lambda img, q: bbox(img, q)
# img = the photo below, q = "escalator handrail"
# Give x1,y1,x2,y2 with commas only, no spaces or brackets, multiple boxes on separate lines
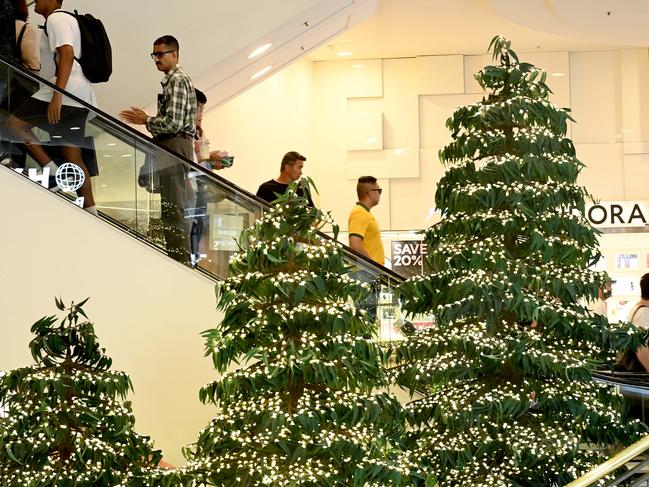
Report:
565,434,649,487
0,57,265,211
1,58,406,285
592,369,649,388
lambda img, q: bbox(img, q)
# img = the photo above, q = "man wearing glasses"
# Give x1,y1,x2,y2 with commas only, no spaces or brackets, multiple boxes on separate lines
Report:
120,35,196,264
348,175,384,265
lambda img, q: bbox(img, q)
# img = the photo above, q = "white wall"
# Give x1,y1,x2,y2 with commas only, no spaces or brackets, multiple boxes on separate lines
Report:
0,168,222,467
202,47,649,233
199,59,315,200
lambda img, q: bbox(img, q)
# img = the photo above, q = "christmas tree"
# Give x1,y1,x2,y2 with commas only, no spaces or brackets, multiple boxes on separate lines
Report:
395,36,647,486
0,298,166,486
181,182,419,486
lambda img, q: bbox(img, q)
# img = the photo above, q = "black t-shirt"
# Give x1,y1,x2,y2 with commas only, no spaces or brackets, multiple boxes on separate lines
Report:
256,179,314,207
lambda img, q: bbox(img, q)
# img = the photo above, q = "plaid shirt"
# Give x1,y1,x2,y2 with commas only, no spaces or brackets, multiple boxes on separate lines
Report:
146,64,196,138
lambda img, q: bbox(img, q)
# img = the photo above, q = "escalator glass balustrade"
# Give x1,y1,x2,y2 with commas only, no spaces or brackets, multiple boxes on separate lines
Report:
0,59,407,337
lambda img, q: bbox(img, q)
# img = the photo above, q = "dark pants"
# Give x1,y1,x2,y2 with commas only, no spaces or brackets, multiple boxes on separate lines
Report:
157,136,193,264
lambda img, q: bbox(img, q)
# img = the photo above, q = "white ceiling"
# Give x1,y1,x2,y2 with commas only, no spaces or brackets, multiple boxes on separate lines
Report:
41,0,375,116
32,0,649,117
309,0,647,61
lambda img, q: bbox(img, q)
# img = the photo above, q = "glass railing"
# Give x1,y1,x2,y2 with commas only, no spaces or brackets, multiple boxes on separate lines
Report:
0,58,406,329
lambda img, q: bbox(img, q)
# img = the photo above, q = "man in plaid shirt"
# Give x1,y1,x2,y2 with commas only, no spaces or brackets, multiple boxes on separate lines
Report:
121,35,196,264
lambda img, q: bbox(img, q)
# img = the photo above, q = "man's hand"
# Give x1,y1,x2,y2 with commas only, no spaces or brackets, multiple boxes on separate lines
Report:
119,107,148,125
208,150,228,170
48,92,62,124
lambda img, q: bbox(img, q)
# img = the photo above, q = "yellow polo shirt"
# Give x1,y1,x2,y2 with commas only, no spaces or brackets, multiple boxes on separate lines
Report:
348,203,384,264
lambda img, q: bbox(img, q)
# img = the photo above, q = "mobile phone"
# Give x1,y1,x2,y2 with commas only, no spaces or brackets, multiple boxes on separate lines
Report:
219,155,234,167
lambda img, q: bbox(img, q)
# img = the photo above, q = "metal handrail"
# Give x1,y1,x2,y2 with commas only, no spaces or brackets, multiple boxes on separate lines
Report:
566,435,649,487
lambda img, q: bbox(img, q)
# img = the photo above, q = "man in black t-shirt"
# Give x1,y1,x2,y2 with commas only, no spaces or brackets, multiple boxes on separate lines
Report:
256,151,313,206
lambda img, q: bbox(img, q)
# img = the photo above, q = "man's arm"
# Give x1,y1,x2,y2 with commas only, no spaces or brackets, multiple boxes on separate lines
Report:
349,235,370,259
146,78,191,134
48,44,74,124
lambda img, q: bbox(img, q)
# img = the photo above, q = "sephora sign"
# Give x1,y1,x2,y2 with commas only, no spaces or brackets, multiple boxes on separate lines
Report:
585,201,649,228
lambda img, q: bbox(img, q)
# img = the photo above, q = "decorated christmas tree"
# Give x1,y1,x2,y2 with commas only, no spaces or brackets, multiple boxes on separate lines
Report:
395,36,647,486
181,183,419,486
0,298,166,486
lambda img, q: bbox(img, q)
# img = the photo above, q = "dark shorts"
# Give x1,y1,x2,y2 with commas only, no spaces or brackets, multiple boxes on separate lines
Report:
11,97,88,146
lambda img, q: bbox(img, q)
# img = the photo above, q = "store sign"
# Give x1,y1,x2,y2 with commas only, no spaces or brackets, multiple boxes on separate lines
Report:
585,201,649,228
15,165,85,208
391,240,427,277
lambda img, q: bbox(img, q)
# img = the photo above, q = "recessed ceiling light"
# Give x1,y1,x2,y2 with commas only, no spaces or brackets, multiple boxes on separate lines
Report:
552,72,565,77
248,43,272,59
251,65,273,80
107,142,117,146
337,51,352,57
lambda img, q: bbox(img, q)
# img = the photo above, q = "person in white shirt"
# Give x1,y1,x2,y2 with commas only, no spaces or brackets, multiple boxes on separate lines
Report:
586,280,612,317
627,273,649,371
7,0,97,214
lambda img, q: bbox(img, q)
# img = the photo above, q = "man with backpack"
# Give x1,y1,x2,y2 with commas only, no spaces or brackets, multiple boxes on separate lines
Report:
7,0,98,215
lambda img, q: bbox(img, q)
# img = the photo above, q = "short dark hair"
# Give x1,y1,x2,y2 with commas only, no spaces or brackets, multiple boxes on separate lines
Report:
641,273,649,299
13,0,28,21
280,151,306,171
195,89,207,105
153,35,179,52
357,176,377,199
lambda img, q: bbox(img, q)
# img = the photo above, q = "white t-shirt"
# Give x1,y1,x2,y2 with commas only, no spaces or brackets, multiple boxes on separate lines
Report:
32,9,96,108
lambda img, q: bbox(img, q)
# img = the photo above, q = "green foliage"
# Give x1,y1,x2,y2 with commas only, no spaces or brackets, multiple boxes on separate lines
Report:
395,35,648,486
181,181,422,485
0,299,166,486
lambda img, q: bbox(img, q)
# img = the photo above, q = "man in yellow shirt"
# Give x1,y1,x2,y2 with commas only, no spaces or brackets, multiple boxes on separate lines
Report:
348,176,384,265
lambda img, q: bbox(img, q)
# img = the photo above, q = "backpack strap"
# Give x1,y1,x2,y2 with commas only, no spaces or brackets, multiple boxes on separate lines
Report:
41,11,81,67
14,22,28,62
631,304,647,322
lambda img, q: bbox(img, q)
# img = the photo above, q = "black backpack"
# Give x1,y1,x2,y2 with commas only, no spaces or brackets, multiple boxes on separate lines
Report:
45,10,112,83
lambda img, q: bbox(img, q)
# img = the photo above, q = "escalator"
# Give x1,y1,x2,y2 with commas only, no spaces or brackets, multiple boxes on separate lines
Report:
0,57,405,293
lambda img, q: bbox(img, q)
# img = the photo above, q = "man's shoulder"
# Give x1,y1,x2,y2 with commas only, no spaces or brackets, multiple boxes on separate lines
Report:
349,204,369,216
169,66,193,85
258,179,277,189
47,10,77,30
256,179,276,195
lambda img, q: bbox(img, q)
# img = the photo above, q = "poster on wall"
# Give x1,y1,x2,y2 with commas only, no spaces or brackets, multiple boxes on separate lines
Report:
616,253,639,270
391,240,427,277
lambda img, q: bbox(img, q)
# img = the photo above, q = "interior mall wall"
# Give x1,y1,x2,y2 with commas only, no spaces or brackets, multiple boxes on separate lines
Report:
201,48,649,233
0,169,221,467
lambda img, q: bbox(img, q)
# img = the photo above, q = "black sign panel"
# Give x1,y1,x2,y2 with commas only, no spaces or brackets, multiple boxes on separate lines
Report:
391,240,427,277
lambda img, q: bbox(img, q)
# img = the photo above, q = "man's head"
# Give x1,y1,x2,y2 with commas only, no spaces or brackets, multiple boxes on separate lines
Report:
641,273,649,299
279,151,306,183
195,89,207,131
356,176,382,208
34,0,62,17
151,35,180,74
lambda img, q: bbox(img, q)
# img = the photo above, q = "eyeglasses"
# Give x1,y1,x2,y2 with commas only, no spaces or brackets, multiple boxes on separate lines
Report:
150,50,175,60
369,188,383,194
